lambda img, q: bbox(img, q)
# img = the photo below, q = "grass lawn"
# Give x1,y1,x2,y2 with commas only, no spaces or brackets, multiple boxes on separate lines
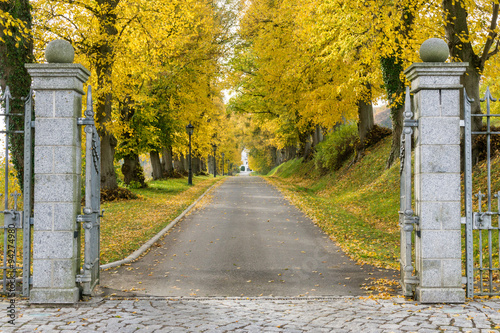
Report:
100,175,225,264
0,174,225,293
265,137,401,270
265,135,500,293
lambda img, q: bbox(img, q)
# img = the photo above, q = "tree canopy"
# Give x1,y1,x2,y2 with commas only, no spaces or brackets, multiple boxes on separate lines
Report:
2,0,500,177
228,0,500,172
28,0,239,186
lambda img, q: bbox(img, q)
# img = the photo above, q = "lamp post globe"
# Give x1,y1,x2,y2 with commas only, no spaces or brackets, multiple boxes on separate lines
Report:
186,122,194,185
186,122,194,136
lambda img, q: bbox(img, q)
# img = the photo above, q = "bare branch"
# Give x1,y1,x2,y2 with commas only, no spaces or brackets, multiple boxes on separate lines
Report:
481,2,500,67
117,14,140,41
487,39,500,60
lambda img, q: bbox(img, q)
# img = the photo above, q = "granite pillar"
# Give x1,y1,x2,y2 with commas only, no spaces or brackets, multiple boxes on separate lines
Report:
25,61,90,303
405,62,467,303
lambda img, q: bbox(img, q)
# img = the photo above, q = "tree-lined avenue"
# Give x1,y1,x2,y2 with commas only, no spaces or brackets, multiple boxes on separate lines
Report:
101,174,395,297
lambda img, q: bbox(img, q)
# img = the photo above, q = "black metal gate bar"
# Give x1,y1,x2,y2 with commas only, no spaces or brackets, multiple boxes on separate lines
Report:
464,87,500,297
0,86,33,297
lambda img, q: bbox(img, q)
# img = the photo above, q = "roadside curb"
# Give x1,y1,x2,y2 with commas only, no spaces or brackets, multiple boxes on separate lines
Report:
100,179,223,270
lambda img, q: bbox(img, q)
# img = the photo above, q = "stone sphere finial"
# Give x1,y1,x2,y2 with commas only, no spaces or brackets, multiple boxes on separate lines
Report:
419,38,449,62
45,39,75,63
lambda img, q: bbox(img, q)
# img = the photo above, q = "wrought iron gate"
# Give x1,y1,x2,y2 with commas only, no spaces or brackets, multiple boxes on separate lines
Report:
0,87,33,297
76,86,101,296
463,87,500,297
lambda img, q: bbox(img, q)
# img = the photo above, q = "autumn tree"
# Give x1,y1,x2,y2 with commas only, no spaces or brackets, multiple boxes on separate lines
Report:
230,0,384,168
443,1,500,132
0,0,34,188
230,0,322,161
379,3,416,168
32,0,236,186
32,0,126,189
379,1,500,166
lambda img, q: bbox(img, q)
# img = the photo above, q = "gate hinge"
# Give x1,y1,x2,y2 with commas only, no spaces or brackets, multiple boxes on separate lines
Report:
405,216,419,224
404,119,418,127
76,214,92,223
77,118,94,126
31,121,35,128
403,276,419,286
76,274,91,283
29,217,34,225
76,214,95,230
399,211,420,225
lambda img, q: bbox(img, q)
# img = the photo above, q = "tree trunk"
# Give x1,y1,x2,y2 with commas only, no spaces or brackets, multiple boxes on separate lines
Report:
207,154,213,174
302,134,312,159
122,154,146,187
0,0,34,191
96,96,119,191
180,154,187,173
200,157,206,173
462,68,482,165
93,1,120,190
443,0,498,164
386,104,404,168
285,146,296,160
270,146,278,166
100,133,118,189
276,149,284,165
213,155,218,175
312,125,323,147
174,154,186,173
183,153,189,171
357,93,374,150
161,146,173,176
150,151,163,180
192,156,200,175
381,55,405,169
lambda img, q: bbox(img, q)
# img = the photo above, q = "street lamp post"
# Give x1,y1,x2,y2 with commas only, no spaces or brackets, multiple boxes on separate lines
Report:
186,122,194,185
221,153,225,176
212,144,217,178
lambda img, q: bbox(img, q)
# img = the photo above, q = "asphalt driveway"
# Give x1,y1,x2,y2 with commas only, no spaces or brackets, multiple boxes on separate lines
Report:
100,175,397,297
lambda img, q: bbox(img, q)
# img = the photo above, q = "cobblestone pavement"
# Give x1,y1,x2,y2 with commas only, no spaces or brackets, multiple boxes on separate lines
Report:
2,296,500,332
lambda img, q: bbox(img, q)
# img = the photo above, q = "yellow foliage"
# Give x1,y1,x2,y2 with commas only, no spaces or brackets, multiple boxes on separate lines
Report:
31,0,240,168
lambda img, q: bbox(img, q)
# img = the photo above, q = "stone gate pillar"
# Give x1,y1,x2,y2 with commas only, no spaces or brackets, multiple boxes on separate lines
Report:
404,39,467,303
26,40,90,303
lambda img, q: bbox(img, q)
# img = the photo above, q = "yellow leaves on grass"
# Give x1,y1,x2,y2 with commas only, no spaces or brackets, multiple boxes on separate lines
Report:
358,278,401,300
264,139,400,270
99,176,222,264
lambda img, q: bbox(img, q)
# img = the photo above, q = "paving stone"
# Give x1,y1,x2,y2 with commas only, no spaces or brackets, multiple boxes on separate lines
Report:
3,297,500,332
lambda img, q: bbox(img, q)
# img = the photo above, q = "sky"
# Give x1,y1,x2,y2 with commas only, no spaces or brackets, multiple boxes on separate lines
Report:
241,149,248,166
